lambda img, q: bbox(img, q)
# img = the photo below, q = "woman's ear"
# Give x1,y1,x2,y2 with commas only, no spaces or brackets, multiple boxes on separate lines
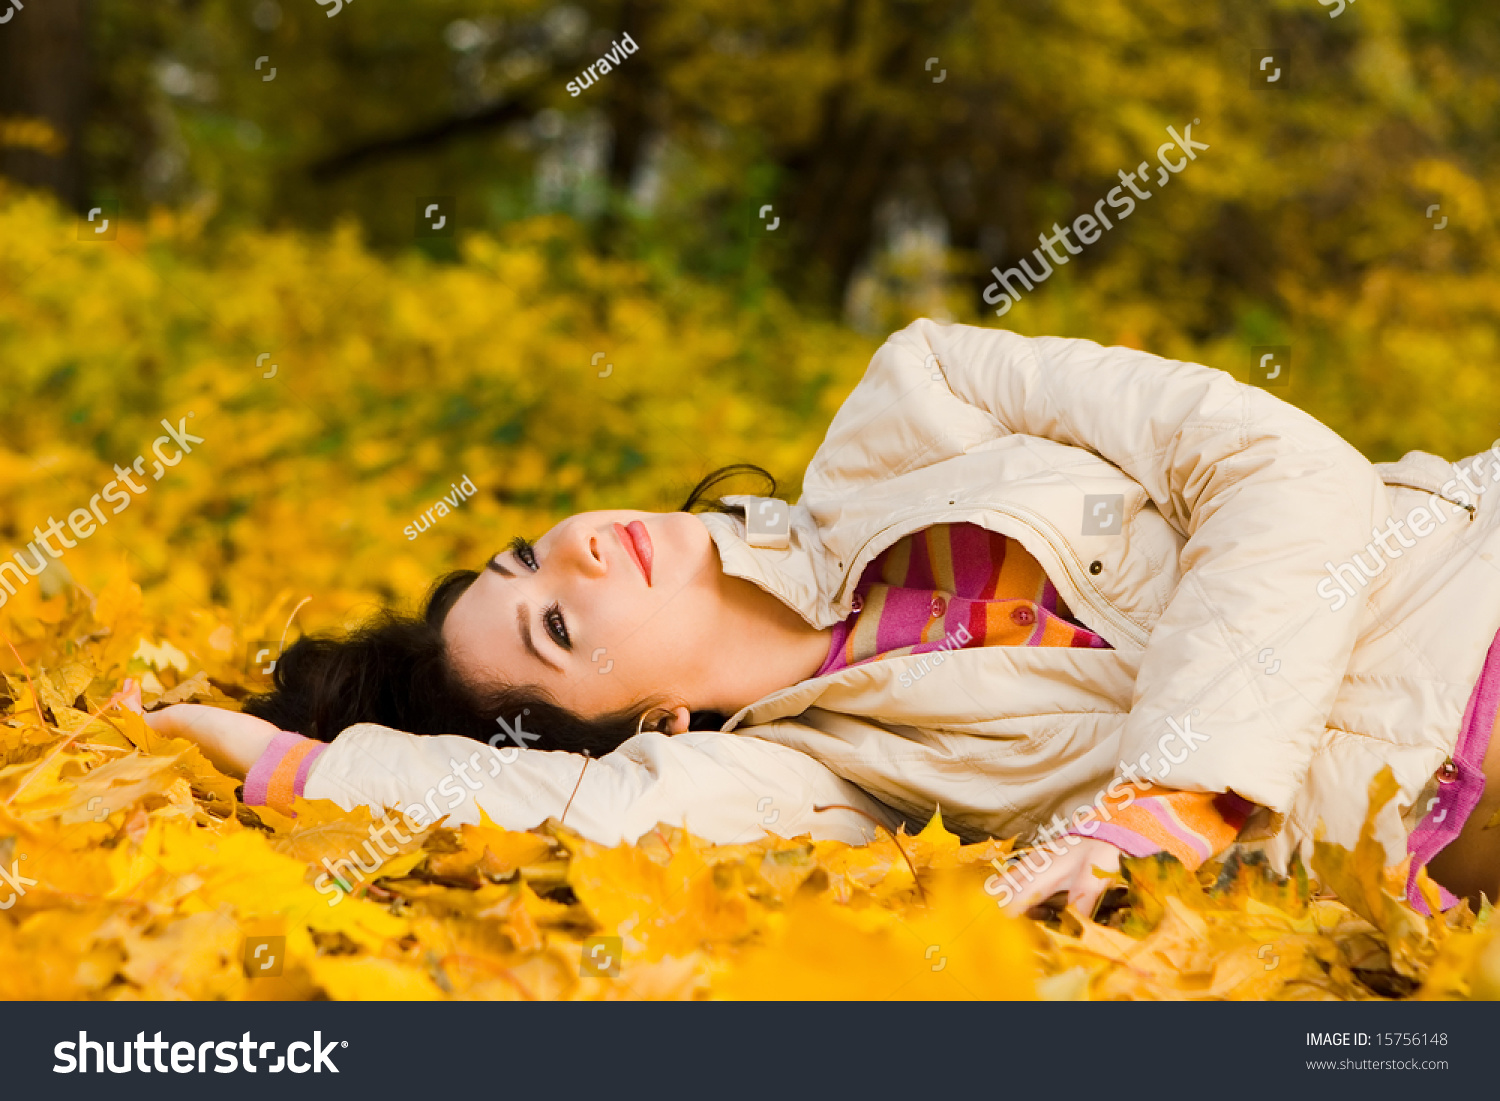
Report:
664,704,693,734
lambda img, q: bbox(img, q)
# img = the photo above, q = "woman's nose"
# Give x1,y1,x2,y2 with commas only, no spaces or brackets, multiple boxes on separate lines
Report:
566,525,607,578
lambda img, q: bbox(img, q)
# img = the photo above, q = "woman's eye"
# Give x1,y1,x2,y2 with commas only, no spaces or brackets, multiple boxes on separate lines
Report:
544,604,570,649
511,538,539,571
510,538,567,649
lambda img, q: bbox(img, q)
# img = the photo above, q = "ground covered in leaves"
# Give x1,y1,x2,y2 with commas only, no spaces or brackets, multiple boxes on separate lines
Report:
5,186,1500,1000
3,579,1500,1001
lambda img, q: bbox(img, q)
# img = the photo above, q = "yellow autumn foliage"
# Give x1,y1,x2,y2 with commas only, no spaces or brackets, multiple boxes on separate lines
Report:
2,180,1499,999
0,578,1496,1001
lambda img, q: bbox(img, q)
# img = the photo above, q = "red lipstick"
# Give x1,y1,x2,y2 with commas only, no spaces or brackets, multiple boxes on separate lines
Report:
615,521,653,585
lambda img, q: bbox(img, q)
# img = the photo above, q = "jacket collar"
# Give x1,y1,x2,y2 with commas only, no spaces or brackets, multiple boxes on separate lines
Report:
692,500,855,729
691,485,1150,732
694,497,836,629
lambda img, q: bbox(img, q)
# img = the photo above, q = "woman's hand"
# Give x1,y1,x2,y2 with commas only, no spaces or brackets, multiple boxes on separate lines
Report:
120,680,283,778
997,836,1123,920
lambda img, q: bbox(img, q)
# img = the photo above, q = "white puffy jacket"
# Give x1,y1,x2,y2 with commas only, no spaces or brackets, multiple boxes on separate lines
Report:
306,319,1500,873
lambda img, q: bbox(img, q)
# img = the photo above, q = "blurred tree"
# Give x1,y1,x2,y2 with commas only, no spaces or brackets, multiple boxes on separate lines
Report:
52,0,1489,323
2,0,1496,461
0,0,91,209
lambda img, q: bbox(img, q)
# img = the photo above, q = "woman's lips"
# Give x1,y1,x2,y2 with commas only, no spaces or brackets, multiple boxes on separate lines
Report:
616,521,653,585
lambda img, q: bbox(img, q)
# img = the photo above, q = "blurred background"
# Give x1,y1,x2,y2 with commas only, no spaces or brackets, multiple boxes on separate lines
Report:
0,0,1497,690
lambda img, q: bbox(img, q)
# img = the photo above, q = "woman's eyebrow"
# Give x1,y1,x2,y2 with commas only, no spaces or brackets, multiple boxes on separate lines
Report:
486,556,514,578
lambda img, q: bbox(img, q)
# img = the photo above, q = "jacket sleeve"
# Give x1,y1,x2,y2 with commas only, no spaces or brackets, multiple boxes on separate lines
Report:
301,722,896,847
889,319,1393,813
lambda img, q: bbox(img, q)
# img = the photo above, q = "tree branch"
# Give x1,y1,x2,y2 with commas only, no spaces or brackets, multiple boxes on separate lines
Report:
304,80,552,182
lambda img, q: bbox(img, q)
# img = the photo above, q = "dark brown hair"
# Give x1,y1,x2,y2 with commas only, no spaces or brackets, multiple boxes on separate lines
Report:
241,464,778,756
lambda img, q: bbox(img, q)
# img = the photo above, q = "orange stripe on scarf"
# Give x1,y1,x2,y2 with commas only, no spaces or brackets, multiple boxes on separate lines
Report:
265,739,318,815
1096,783,1241,869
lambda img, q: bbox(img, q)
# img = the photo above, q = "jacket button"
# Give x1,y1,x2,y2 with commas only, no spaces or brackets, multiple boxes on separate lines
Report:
1089,560,1103,575
850,593,863,614
1438,758,1459,783
930,595,947,617
1011,605,1035,626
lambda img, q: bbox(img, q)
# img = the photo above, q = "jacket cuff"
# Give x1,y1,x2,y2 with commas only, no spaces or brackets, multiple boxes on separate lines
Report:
1063,789,1253,871
243,730,328,817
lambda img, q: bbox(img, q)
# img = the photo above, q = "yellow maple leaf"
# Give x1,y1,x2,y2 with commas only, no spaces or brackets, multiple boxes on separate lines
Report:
1311,766,1437,979
717,870,1041,1000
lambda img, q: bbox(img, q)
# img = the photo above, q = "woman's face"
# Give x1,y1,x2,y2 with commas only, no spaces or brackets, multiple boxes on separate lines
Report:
442,509,724,721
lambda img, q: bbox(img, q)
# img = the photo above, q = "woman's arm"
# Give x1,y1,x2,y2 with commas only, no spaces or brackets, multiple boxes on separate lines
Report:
138,700,281,777
302,721,900,846
125,687,319,815
126,686,899,845
880,320,1393,813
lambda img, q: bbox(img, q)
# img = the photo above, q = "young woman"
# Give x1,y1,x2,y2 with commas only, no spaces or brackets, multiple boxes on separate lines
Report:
142,318,1500,919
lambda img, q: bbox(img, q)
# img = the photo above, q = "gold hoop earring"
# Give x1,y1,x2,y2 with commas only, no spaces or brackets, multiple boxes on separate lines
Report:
635,706,675,738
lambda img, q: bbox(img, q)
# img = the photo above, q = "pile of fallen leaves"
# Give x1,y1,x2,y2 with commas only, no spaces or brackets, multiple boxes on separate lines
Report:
3,578,1499,1000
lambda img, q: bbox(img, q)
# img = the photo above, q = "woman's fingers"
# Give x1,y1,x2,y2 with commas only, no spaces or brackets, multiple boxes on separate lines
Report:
998,838,1124,919
113,677,145,715
1067,849,1123,919
998,841,1075,916
1067,873,1110,920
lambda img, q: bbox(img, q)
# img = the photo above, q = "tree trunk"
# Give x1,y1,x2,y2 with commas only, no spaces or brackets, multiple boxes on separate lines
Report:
0,0,90,210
